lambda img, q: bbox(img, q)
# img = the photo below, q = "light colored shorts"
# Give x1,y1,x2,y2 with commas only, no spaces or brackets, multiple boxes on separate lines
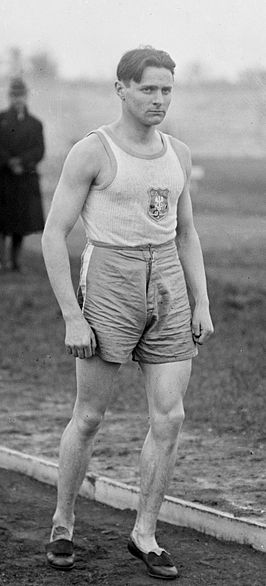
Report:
77,239,197,364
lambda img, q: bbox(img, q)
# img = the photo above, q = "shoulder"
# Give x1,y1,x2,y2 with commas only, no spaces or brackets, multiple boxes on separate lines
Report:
0,110,10,130
164,133,192,177
62,132,104,181
27,114,43,129
165,133,191,161
0,109,8,120
68,132,105,163
68,131,110,167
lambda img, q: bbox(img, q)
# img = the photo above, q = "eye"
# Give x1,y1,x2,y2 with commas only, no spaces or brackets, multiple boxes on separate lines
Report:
142,87,152,93
162,88,172,95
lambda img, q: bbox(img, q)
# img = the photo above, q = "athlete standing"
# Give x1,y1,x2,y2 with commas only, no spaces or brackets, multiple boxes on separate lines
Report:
42,47,214,579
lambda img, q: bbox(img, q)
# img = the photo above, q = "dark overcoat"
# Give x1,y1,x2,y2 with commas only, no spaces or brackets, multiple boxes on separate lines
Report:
0,106,45,235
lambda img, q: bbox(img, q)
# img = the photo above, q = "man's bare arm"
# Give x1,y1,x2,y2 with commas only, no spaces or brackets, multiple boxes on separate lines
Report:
42,135,101,358
176,145,214,345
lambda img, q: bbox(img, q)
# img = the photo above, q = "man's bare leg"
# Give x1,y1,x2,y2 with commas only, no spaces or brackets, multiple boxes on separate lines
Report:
51,355,120,536
131,360,192,553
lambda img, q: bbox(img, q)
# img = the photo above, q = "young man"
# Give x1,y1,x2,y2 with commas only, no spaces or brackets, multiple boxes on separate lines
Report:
42,47,214,580
0,78,45,272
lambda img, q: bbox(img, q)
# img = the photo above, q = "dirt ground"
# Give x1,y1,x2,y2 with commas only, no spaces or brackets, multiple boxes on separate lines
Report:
0,223,266,523
1,179,266,529
0,468,265,586
1,375,266,523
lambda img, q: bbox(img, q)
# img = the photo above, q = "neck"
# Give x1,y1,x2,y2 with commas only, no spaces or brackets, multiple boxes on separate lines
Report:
112,113,157,145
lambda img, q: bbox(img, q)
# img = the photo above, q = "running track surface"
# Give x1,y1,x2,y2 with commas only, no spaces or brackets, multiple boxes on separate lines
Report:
0,468,265,586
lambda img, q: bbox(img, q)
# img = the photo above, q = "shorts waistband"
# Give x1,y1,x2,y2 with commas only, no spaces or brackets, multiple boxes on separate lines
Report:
89,239,175,251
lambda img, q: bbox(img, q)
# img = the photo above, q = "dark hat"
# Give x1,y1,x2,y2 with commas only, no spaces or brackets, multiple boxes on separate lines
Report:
9,77,28,96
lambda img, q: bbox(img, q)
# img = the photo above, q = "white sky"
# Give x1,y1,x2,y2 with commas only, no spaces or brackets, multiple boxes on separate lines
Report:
1,0,266,80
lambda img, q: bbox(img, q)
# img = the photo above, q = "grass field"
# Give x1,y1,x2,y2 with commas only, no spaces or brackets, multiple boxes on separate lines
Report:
1,217,264,438
1,154,265,516
0,80,265,515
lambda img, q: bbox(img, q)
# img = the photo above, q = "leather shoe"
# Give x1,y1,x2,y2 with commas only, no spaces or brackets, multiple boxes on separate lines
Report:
45,526,75,570
128,537,178,579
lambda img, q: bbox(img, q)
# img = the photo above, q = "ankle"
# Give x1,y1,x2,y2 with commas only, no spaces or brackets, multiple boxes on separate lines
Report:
131,530,160,554
131,526,155,541
52,512,75,536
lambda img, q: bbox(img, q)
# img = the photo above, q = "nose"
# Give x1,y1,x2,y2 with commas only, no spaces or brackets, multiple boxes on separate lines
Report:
152,90,163,105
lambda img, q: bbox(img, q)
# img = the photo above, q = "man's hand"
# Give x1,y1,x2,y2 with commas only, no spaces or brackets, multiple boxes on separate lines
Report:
8,157,23,175
65,315,97,359
192,301,214,345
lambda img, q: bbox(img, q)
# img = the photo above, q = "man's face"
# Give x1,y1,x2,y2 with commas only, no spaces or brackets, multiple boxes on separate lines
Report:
9,94,27,111
121,66,174,127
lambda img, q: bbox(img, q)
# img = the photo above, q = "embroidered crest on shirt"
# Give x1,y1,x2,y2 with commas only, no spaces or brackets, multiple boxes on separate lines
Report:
148,187,169,221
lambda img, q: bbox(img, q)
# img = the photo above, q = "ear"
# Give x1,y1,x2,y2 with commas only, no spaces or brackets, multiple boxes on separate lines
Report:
115,80,126,101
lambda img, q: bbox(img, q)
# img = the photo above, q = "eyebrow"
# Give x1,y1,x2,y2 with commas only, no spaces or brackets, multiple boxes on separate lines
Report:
140,85,173,90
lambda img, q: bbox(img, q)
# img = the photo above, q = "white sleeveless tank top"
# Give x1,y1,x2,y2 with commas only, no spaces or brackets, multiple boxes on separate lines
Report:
81,126,185,247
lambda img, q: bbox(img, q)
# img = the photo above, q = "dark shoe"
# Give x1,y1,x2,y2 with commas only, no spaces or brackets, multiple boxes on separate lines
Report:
45,526,75,570
128,537,178,580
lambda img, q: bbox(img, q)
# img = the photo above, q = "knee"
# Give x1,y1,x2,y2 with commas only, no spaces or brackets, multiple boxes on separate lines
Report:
151,406,185,445
72,408,103,438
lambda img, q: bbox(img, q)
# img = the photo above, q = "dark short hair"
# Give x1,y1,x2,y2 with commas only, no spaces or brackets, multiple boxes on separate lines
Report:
117,47,176,84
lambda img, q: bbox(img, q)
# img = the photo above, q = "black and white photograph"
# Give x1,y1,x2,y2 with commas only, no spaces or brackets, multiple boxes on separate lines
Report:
0,1,265,584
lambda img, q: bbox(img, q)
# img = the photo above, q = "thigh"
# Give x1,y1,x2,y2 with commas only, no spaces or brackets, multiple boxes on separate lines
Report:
78,245,147,363
141,360,192,416
134,244,197,364
74,355,120,416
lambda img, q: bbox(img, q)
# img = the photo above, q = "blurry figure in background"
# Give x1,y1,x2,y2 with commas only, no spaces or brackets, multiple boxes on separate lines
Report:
0,77,45,272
